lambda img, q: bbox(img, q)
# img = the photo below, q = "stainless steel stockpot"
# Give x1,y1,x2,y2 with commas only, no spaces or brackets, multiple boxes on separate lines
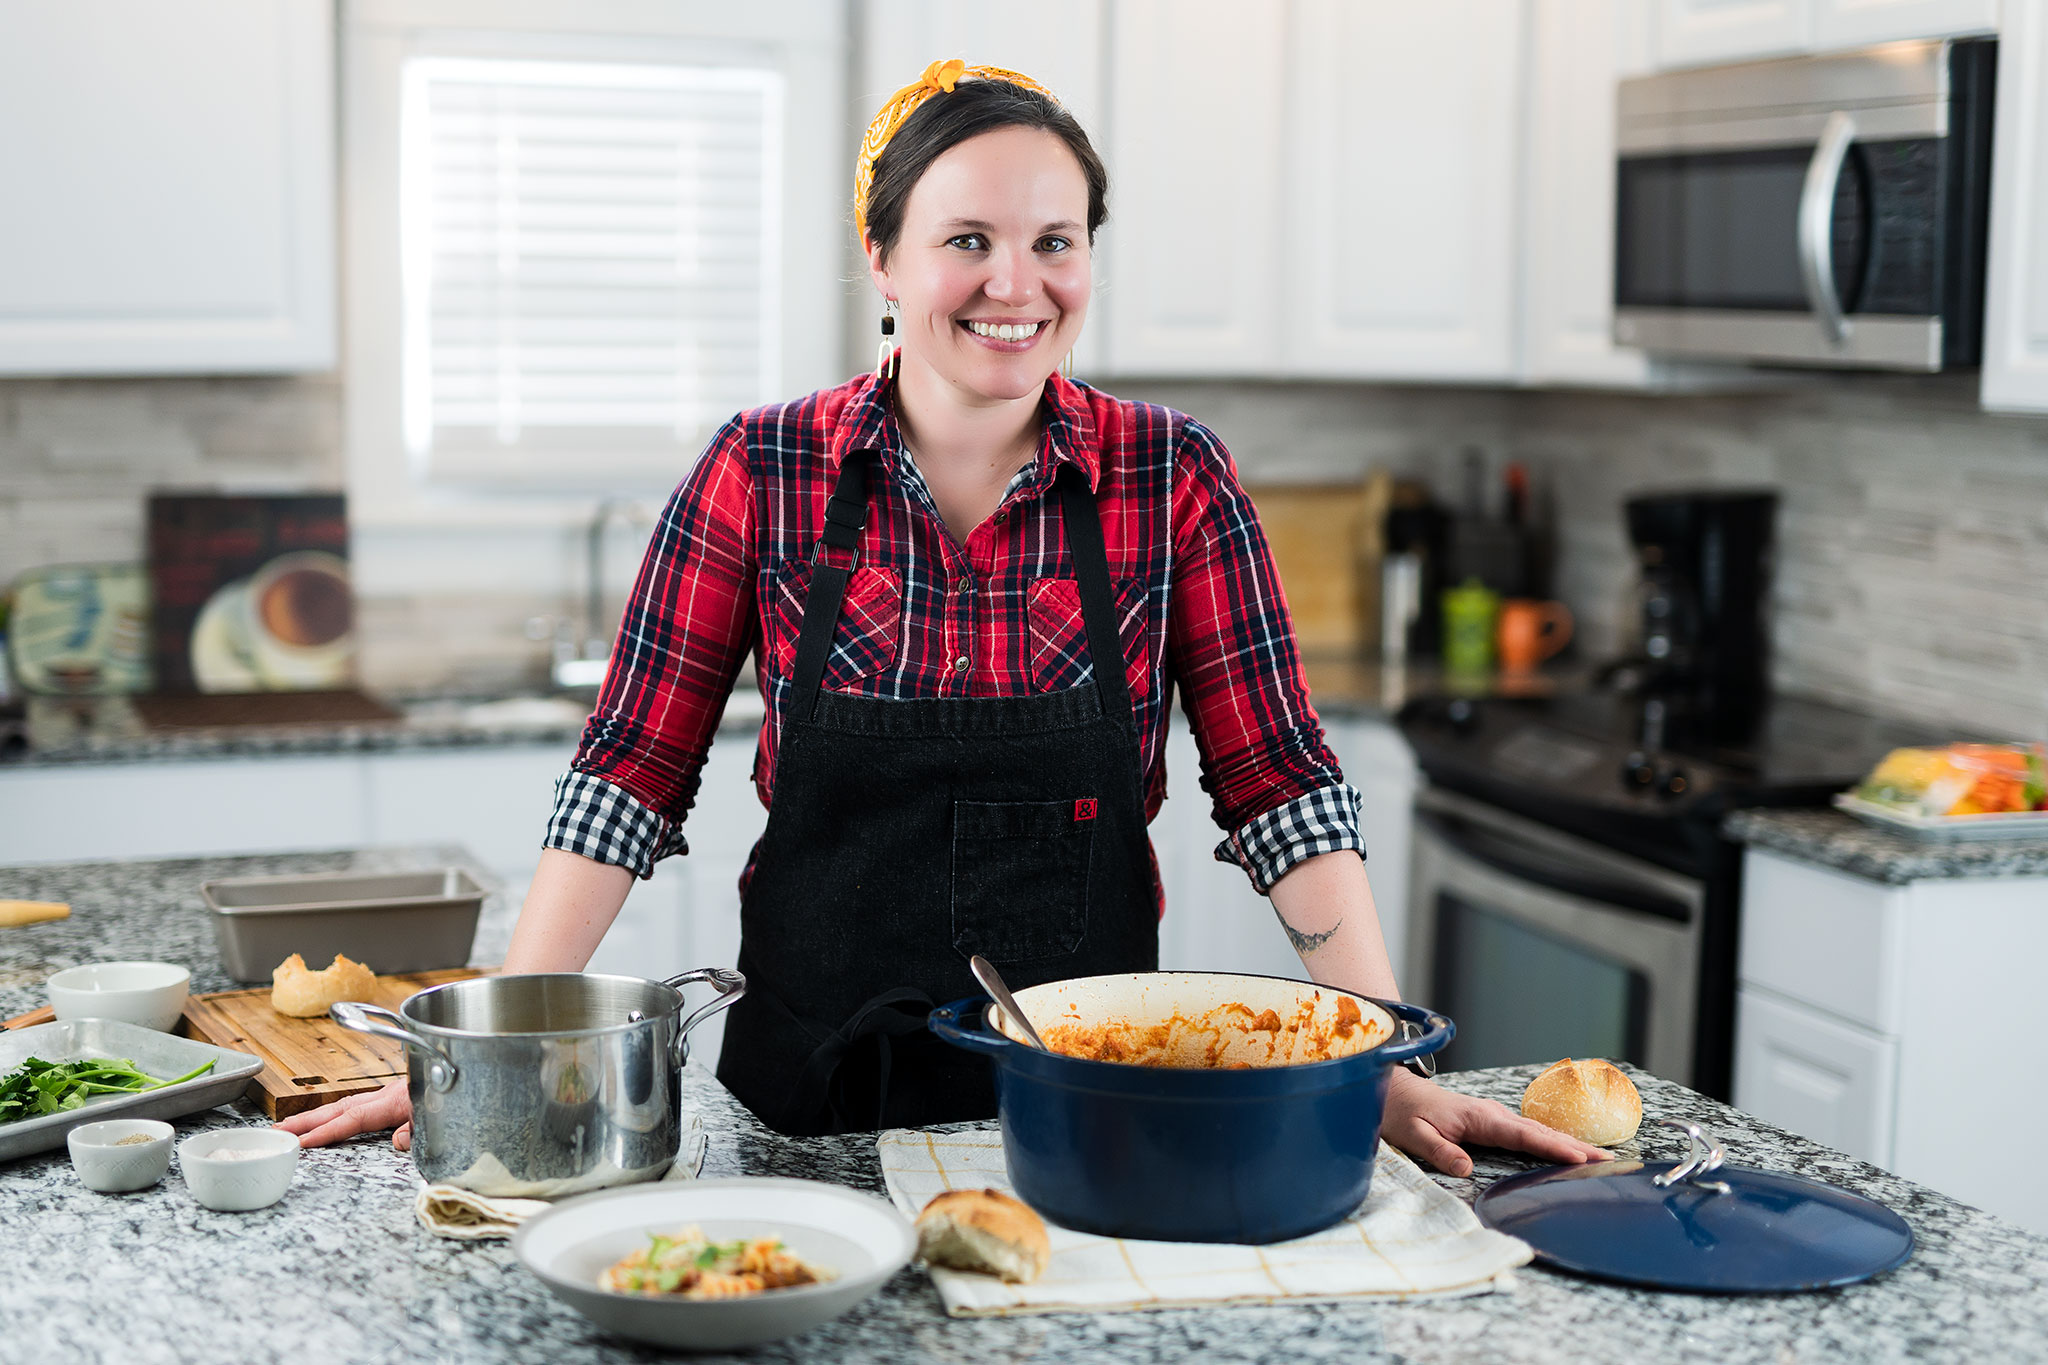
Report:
332,969,743,1197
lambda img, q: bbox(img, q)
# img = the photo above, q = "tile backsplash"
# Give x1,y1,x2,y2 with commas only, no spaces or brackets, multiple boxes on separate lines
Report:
6,371,2047,735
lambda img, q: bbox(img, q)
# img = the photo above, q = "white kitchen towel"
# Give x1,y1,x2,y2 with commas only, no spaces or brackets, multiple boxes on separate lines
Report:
877,1128,1532,1316
415,1114,707,1240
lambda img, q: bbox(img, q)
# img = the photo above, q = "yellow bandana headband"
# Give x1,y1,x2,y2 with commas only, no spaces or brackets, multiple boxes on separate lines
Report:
853,58,1062,244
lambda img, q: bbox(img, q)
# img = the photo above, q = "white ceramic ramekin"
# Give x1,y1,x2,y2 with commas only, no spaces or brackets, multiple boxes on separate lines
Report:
47,961,191,1032
179,1128,300,1211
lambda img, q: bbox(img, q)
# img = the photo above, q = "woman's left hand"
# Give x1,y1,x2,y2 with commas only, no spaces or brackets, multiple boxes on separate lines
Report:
1380,1068,1611,1177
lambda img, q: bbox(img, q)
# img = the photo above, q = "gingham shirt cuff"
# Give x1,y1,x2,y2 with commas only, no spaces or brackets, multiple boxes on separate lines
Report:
543,770,687,879
1213,783,1367,894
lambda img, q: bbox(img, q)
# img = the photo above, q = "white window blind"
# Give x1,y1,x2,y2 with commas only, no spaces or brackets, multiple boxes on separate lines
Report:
400,55,783,485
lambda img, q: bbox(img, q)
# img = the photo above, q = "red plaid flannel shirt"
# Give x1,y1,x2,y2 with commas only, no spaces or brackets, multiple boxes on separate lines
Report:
545,371,1363,902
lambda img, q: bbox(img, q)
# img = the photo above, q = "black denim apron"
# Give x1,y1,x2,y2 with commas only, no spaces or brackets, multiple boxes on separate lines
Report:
715,448,1158,1136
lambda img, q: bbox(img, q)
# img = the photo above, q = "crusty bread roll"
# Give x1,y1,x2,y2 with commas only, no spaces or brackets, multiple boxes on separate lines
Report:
1521,1057,1642,1145
915,1189,1050,1283
271,952,378,1018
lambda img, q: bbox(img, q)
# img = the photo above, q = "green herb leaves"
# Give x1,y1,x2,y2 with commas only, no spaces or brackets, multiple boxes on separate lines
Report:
0,1055,214,1125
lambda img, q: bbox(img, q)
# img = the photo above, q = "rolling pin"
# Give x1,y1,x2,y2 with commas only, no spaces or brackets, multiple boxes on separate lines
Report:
0,900,70,927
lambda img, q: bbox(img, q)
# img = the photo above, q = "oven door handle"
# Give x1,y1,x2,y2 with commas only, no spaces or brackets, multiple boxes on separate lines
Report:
1416,808,1692,924
1798,110,1857,346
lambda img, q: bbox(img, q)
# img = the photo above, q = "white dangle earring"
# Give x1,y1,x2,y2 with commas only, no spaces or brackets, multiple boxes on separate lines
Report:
1060,349,1076,382
875,302,898,381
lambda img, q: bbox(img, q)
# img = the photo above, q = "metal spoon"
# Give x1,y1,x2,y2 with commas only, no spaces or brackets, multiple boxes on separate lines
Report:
968,954,1048,1051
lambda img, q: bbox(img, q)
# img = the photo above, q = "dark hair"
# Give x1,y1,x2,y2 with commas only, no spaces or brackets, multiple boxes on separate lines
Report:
863,79,1109,264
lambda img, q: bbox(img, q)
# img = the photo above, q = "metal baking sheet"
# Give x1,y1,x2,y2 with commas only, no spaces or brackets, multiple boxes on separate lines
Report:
0,1018,264,1161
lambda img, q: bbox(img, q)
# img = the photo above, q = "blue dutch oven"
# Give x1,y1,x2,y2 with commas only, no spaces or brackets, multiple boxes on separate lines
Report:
929,970,1453,1244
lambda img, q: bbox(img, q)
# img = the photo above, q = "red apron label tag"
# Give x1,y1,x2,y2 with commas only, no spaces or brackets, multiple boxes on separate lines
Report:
1073,798,1097,823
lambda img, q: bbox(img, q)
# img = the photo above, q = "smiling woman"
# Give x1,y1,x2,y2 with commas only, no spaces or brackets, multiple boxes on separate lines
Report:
285,56,1608,1181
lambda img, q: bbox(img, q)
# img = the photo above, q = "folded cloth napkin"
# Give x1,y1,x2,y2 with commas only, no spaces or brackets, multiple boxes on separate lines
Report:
415,1115,707,1240
877,1128,1532,1316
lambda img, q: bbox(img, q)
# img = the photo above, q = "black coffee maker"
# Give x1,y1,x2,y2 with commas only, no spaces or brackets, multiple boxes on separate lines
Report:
1622,488,1778,745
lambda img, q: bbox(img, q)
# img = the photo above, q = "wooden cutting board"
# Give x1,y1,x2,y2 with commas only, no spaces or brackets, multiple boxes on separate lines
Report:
5,967,489,1119
180,968,490,1118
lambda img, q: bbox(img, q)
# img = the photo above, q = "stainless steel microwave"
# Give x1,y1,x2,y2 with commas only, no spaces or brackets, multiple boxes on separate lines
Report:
1613,38,1996,371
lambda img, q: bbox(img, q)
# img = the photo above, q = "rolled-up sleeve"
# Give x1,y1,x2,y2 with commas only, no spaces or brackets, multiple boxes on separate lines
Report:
1164,420,1365,893
542,420,756,877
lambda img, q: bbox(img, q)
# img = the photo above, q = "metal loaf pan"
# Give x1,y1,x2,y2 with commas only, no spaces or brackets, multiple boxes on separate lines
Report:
200,868,486,982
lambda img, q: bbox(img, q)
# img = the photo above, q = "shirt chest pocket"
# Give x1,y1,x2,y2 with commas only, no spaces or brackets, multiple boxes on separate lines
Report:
1026,577,1151,699
769,561,903,688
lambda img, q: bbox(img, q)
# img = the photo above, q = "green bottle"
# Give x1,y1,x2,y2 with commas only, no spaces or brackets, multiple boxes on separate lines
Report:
1441,578,1500,676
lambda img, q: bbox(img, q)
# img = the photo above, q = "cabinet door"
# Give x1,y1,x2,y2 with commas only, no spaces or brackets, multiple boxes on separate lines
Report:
1281,0,1523,381
1155,713,1304,980
0,758,368,864
1521,0,1655,387
860,0,1108,376
1324,718,1417,985
1981,0,2048,413
1654,0,1812,67
1735,987,1896,1167
0,0,335,374
1811,0,1997,50
1102,0,1286,375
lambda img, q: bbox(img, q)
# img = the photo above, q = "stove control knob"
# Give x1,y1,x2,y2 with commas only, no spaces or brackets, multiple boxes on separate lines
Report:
1620,752,1657,791
1655,764,1691,799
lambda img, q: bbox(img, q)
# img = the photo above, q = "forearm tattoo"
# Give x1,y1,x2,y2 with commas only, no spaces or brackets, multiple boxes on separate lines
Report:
1275,908,1342,956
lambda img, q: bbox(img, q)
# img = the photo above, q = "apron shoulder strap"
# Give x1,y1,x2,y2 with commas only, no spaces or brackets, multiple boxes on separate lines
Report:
1057,465,1136,730
790,449,877,720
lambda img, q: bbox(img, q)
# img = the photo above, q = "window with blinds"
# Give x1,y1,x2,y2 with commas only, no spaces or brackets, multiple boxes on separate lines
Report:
400,56,783,486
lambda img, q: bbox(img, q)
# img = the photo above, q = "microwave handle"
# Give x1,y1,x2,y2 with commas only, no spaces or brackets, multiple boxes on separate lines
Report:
1798,111,1857,346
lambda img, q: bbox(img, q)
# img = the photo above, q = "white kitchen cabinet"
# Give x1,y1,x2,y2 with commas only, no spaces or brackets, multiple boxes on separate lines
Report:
859,0,1108,377
1154,710,1416,993
1279,1,1524,382
1653,0,1996,69
1654,0,1814,66
1736,846,2048,1234
1811,0,1997,49
1735,985,1898,1166
1102,0,1287,376
1981,0,2048,412
0,0,336,375
1520,0,1657,387
0,757,368,865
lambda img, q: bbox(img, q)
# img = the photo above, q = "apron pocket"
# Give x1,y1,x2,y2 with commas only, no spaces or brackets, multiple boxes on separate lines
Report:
951,799,1092,962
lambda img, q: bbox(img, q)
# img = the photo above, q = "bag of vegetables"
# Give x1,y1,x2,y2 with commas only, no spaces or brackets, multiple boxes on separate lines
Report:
1855,743,2048,818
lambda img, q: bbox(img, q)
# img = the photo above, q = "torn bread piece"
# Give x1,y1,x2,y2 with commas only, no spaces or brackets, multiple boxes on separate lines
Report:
915,1189,1050,1283
271,952,378,1017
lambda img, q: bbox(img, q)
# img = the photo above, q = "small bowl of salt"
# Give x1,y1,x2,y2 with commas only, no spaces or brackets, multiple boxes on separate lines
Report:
179,1127,300,1211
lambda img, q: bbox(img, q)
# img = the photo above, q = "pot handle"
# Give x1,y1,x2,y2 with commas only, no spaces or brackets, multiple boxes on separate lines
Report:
661,967,747,1069
928,996,1014,1055
329,1000,460,1093
1372,1000,1456,1075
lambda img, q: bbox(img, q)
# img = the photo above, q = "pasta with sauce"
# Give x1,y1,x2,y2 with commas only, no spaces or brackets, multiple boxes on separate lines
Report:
600,1225,833,1299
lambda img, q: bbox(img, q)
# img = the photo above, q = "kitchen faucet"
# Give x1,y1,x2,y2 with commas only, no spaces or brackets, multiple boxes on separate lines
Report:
551,497,645,690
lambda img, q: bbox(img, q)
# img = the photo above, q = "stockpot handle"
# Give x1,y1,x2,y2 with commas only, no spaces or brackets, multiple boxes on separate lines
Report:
661,967,747,1069
329,1000,459,1093
928,996,1014,1055
1373,1000,1455,1074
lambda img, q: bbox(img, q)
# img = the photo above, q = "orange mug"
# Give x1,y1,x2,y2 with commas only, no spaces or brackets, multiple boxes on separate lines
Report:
1497,599,1573,673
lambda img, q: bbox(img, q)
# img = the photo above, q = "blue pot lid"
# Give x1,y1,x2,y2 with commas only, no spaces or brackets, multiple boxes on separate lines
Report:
1473,1121,1913,1293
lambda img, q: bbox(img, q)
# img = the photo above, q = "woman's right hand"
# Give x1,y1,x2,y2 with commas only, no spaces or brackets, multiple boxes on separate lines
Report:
274,1078,414,1150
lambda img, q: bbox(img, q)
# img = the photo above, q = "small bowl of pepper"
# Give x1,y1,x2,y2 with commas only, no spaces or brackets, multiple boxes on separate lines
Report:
68,1118,175,1192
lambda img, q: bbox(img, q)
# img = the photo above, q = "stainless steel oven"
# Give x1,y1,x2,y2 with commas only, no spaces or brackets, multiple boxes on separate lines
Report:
1614,37,1996,371
1406,786,1703,1086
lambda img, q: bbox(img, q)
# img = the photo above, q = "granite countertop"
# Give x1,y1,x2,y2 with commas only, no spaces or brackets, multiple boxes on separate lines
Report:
6,851,2048,1363
1725,808,2048,884
0,656,1557,770
0,687,770,770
